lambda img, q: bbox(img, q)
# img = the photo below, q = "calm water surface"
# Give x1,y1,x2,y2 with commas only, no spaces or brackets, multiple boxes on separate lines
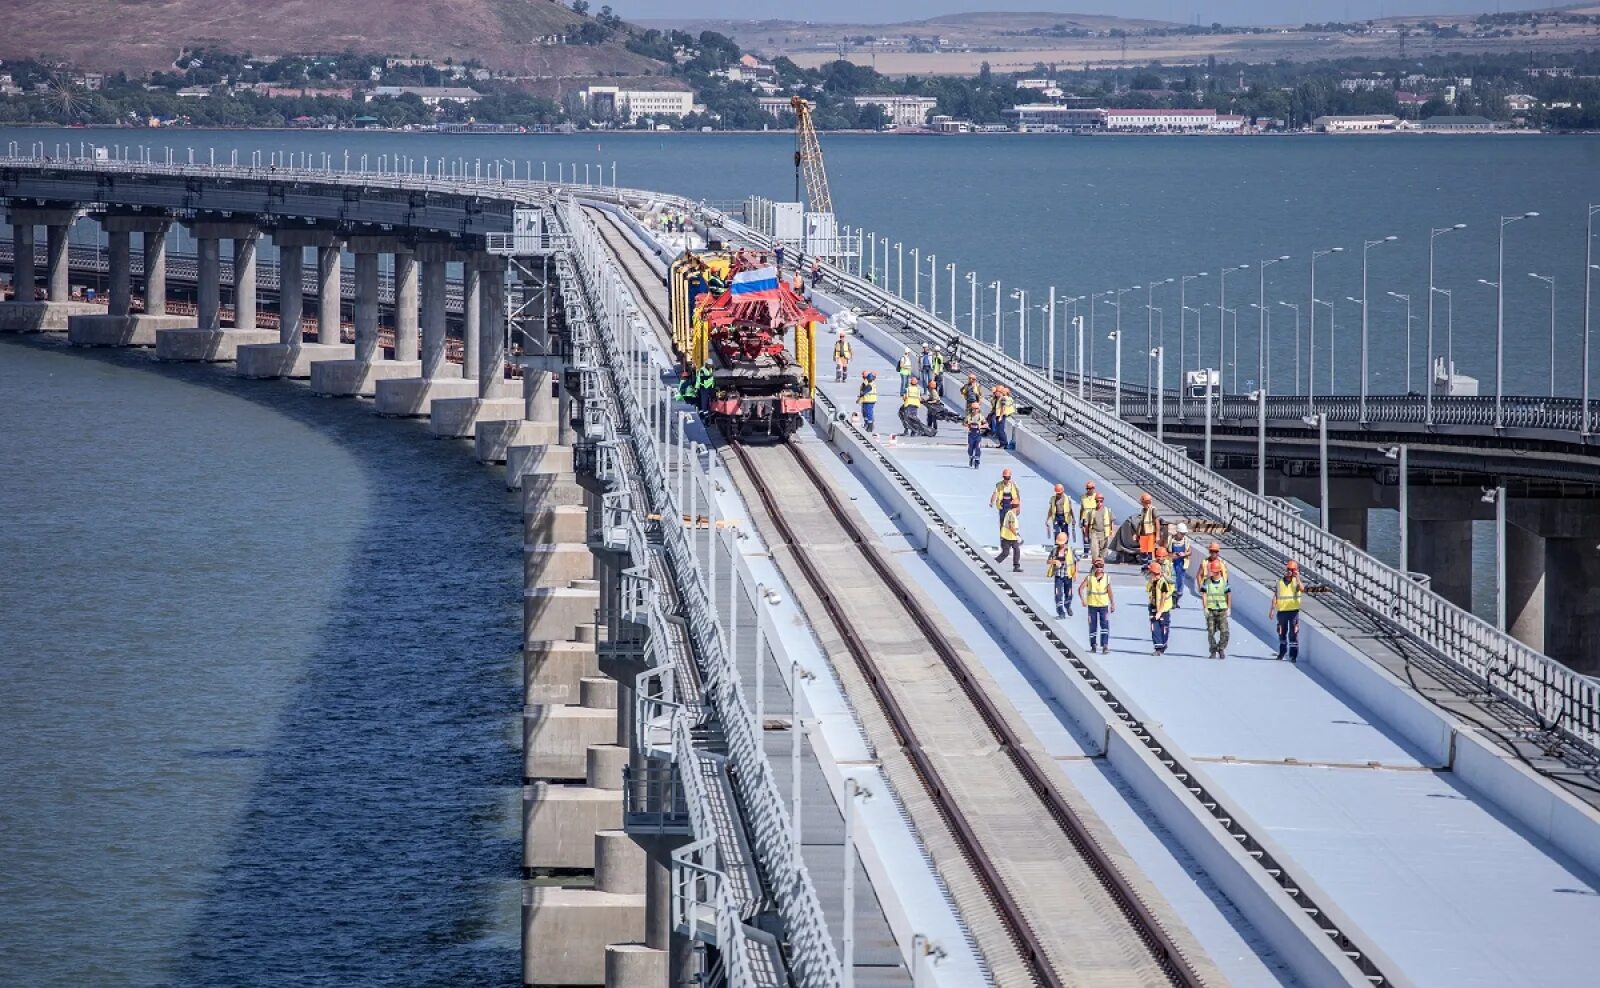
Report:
0,340,521,985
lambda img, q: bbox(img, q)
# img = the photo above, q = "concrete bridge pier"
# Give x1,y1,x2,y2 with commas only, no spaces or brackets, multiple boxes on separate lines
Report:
68,212,188,346
374,242,474,417
1406,489,1492,612
237,230,354,378
311,237,423,396
1503,498,1600,672
432,254,523,438
2,205,99,332
154,221,277,361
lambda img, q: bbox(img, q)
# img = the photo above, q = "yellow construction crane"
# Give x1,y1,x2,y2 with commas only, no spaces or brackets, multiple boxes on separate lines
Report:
790,96,834,216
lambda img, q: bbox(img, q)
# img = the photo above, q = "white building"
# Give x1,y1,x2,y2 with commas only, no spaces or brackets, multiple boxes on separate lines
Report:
369,86,482,107
583,87,695,124
1312,114,1400,132
1103,108,1217,131
1004,104,1105,131
1213,114,1246,132
850,95,938,128
758,96,796,118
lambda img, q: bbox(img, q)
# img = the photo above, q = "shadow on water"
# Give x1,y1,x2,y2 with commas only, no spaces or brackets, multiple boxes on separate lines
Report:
7,338,523,985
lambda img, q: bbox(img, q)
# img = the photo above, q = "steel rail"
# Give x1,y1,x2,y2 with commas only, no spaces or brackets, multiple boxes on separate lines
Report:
732,438,1203,988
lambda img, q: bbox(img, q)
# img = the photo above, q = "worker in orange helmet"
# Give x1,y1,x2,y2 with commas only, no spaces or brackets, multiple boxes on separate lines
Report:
1086,492,1115,562
961,372,984,412
1136,492,1160,564
1269,559,1304,662
1201,559,1231,659
1047,531,1078,618
1045,483,1075,544
1147,561,1174,655
990,467,1020,528
1077,480,1098,558
1204,540,1229,582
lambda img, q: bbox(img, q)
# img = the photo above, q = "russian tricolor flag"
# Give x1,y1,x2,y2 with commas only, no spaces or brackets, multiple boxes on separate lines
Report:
730,265,781,298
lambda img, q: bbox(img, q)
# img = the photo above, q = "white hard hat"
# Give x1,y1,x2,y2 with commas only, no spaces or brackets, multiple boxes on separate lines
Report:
1177,522,1188,534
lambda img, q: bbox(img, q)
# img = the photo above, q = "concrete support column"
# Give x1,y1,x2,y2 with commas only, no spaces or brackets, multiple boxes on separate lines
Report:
1408,517,1474,611
196,236,221,331
420,251,448,380
1546,538,1600,673
143,222,169,315
393,247,418,361
1505,523,1547,653
353,251,380,362
278,244,304,345
107,229,131,316
46,224,70,301
462,262,481,383
233,234,258,331
12,222,35,301
317,240,343,345
1329,506,1369,551
478,256,509,398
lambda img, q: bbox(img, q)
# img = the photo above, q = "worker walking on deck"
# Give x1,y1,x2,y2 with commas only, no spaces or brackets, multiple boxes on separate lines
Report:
833,334,852,382
774,243,785,271
961,373,984,413
996,501,1023,573
897,349,913,394
695,362,715,414
1270,559,1304,662
991,386,1015,449
1169,523,1192,608
1086,493,1115,562
1137,493,1160,564
1078,481,1098,558
1147,562,1174,656
900,376,926,436
964,402,985,469
811,259,823,288
857,371,877,432
930,347,946,398
990,469,1021,529
1048,532,1077,618
1202,561,1231,659
1204,541,1229,582
1079,557,1115,653
919,343,934,386
1045,484,1075,543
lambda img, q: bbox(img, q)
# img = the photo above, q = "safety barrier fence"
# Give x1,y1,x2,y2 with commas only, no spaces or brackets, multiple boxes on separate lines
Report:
563,200,844,987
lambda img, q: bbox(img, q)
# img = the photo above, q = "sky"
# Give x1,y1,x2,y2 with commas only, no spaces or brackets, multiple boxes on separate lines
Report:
612,1,1558,26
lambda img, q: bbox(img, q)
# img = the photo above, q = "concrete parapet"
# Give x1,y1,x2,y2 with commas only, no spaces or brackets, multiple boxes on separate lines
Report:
522,887,645,986
524,584,601,646
525,641,601,706
0,300,102,333
428,395,524,439
526,505,590,546
67,313,192,347
235,342,355,379
604,944,668,988
508,444,577,490
310,359,422,398
156,327,280,362
476,419,560,465
524,783,623,871
525,706,619,782
525,545,597,589
371,374,474,418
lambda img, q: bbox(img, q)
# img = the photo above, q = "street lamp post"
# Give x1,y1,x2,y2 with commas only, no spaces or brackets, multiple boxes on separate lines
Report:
1494,212,1539,429
928,253,936,318
1439,288,1454,395
1145,277,1173,412
1258,255,1289,394
1386,291,1415,393
1145,305,1164,416
1179,272,1209,420
1012,289,1028,364
1381,444,1410,572
1089,291,1105,390
1585,204,1599,438
948,262,957,327
895,242,904,299
1204,368,1217,467
992,280,1002,348
1219,264,1249,393
1427,224,1466,426
1279,302,1301,394
967,272,978,338
1309,247,1343,414
1047,288,1058,383
1304,414,1329,530
867,231,876,283
910,246,920,307
1110,329,1123,417
1360,236,1398,424
1151,347,1166,442
1529,273,1556,396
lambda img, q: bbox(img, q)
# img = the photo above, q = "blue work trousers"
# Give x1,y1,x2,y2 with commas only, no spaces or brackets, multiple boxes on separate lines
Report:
1172,559,1187,604
1151,611,1171,652
1087,606,1110,651
1276,611,1300,661
992,415,1009,448
1054,576,1074,617
967,428,982,467
860,403,875,431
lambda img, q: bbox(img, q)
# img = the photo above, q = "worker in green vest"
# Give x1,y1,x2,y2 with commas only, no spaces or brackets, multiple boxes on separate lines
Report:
1201,560,1231,659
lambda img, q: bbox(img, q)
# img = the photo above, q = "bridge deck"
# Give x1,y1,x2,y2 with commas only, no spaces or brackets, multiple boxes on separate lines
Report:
817,305,1600,986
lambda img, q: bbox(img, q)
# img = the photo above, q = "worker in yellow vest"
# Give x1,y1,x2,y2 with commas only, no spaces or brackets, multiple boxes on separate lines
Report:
1077,481,1098,558
996,501,1023,573
1078,556,1115,653
899,376,924,436
897,349,914,394
961,373,984,411
990,385,1015,449
1201,559,1231,659
964,402,985,469
1086,492,1116,563
1045,483,1075,543
1203,541,1229,583
1136,492,1160,563
990,468,1021,528
1047,531,1078,618
832,334,852,382
1147,561,1174,656
1169,522,1193,609
1269,559,1304,662
856,371,877,432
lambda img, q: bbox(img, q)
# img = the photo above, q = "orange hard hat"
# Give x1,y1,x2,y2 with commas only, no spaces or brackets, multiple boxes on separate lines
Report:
1140,493,1153,504
1054,483,1064,494
1055,532,1069,545
1148,562,1163,575
1286,559,1299,571
1002,468,1012,478
1208,541,1222,552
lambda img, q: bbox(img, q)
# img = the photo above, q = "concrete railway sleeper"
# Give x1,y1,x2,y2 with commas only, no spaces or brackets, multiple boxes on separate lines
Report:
731,438,1205,988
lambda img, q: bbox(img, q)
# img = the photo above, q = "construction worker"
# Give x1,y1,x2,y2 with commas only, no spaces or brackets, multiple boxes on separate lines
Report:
792,270,806,296
897,349,913,394
857,371,877,432
961,372,984,411
832,333,852,382
1136,493,1160,564
900,375,924,436
1154,545,1174,586
1204,541,1229,583
990,468,1021,528
930,347,946,398
990,385,1015,449
924,381,941,435
1269,559,1304,662
673,366,695,401
810,258,823,288
1078,481,1098,558
1169,522,1192,608
1045,483,1075,543
1147,561,1174,656
1201,560,1231,659
964,402,985,469
1047,532,1078,618
695,361,715,414
774,242,785,271
919,342,934,385
996,499,1023,573
1086,492,1116,563
1078,556,1115,654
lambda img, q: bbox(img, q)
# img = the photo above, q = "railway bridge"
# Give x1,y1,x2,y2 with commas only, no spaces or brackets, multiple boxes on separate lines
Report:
4,156,1599,988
